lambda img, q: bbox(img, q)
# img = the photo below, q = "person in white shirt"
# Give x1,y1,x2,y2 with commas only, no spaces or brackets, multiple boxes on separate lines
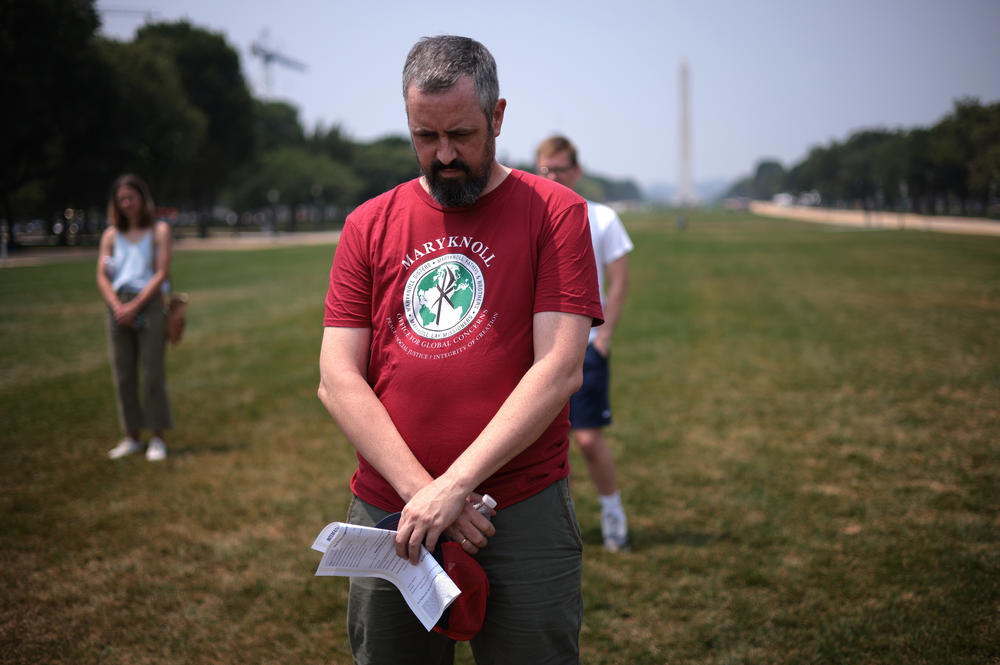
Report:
536,135,634,552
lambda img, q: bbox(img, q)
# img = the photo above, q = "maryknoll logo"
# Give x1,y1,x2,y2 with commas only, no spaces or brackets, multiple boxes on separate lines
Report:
403,254,485,339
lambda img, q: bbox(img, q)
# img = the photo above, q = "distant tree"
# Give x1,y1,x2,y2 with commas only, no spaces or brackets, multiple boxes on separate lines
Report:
0,0,105,226
751,160,786,200
311,124,355,164
574,176,604,202
586,174,642,202
56,37,208,208
723,175,753,199
727,96,1000,217
611,180,642,201
967,102,1000,212
789,144,841,202
783,161,807,196
902,129,936,213
231,147,363,212
935,98,1000,214
837,130,894,208
352,136,420,201
253,100,306,153
869,131,908,209
135,22,254,212
928,111,971,214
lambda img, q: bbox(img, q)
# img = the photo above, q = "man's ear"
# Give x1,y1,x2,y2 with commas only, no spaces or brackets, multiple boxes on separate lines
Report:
492,98,507,137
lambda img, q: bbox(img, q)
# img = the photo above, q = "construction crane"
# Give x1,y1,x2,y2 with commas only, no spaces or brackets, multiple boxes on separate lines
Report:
250,31,307,98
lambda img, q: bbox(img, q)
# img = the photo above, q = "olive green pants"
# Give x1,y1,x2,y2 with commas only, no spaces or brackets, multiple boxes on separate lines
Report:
105,293,173,433
346,478,583,665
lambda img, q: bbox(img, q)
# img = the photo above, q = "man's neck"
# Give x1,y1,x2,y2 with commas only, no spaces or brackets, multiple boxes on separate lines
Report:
483,162,511,196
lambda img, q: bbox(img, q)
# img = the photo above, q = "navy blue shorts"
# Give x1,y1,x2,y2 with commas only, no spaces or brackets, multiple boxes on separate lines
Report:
569,344,611,429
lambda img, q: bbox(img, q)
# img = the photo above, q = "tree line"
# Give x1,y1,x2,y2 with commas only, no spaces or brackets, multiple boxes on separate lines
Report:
1,1,639,246
725,98,1000,218
1,1,420,242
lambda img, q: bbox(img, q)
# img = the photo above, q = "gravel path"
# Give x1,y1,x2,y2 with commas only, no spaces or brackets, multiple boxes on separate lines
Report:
1,229,342,268
749,202,1000,236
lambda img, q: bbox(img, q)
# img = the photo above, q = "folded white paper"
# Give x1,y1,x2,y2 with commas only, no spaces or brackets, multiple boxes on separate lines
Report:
312,521,461,631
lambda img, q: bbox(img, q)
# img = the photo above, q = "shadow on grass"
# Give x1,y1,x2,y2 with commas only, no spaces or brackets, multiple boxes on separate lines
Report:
166,440,245,457
581,523,730,551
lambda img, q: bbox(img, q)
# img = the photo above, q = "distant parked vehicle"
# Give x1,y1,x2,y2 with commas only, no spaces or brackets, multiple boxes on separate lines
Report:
797,190,822,206
772,192,795,207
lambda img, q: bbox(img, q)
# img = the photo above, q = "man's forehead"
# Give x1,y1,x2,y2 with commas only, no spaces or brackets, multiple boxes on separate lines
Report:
406,75,476,103
406,78,484,127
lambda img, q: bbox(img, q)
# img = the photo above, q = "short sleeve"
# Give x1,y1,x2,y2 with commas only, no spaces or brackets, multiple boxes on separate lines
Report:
324,215,374,327
534,200,604,326
598,208,634,265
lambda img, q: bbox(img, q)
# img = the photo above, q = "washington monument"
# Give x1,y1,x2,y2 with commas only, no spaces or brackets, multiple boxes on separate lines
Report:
676,58,696,206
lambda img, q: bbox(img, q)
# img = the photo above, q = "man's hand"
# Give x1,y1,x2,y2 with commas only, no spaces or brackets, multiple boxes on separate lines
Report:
593,253,628,358
390,310,590,564
443,492,496,555
592,331,611,358
395,480,496,564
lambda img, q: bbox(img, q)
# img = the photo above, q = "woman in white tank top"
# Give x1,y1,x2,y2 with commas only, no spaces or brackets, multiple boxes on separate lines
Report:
96,174,174,461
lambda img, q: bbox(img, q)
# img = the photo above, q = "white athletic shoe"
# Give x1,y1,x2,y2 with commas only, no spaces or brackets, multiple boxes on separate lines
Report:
108,437,143,459
146,437,167,461
602,508,631,552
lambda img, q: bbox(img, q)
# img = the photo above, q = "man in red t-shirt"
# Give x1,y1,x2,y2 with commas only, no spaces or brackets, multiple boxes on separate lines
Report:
319,35,602,665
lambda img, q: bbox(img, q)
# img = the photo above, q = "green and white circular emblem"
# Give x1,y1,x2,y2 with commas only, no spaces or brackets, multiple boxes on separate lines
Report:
403,254,484,339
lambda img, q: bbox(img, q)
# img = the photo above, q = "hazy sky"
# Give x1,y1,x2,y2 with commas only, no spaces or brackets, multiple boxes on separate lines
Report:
98,0,1000,191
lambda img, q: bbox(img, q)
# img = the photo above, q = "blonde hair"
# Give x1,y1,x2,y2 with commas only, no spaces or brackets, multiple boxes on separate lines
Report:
535,135,578,166
107,174,155,230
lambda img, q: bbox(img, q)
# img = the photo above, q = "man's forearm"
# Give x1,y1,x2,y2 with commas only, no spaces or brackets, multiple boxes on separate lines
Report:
319,373,433,501
595,256,629,350
318,328,433,502
443,357,581,492
440,311,590,494
600,285,627,337
395,311,591,561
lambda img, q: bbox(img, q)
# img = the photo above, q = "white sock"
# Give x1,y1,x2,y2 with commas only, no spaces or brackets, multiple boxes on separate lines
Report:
599,492,623,513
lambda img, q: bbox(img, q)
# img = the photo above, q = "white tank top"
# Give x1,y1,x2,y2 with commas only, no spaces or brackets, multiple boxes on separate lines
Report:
109,230,154,294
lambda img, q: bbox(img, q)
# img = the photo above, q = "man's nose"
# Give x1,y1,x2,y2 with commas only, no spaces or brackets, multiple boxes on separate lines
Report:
436,138,457,165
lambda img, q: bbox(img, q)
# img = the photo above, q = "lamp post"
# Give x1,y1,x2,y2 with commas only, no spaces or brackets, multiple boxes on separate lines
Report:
267,188,280,235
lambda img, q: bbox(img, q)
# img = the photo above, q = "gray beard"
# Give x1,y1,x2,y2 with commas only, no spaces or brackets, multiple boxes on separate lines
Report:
428,164,492,207
423,130,496,208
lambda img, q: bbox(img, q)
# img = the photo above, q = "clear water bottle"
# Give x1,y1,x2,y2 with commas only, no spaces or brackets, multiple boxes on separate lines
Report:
472,494,497,519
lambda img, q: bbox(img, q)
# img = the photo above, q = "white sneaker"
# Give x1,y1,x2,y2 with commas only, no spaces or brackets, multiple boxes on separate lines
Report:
601,508,630,552
108,437,143,459
146,437,167,461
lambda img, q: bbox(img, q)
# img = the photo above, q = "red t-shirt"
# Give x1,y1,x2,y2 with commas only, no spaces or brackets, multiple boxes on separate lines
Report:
324,169,603,512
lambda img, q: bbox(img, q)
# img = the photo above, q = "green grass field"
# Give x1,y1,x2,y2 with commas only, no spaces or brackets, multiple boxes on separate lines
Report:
2,211,997,664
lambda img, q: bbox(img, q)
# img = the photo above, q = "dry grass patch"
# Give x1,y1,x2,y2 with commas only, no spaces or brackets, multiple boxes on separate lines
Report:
2,216,998,664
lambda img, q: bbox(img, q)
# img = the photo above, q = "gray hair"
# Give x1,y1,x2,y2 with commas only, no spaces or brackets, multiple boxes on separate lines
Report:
402,35,499,121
